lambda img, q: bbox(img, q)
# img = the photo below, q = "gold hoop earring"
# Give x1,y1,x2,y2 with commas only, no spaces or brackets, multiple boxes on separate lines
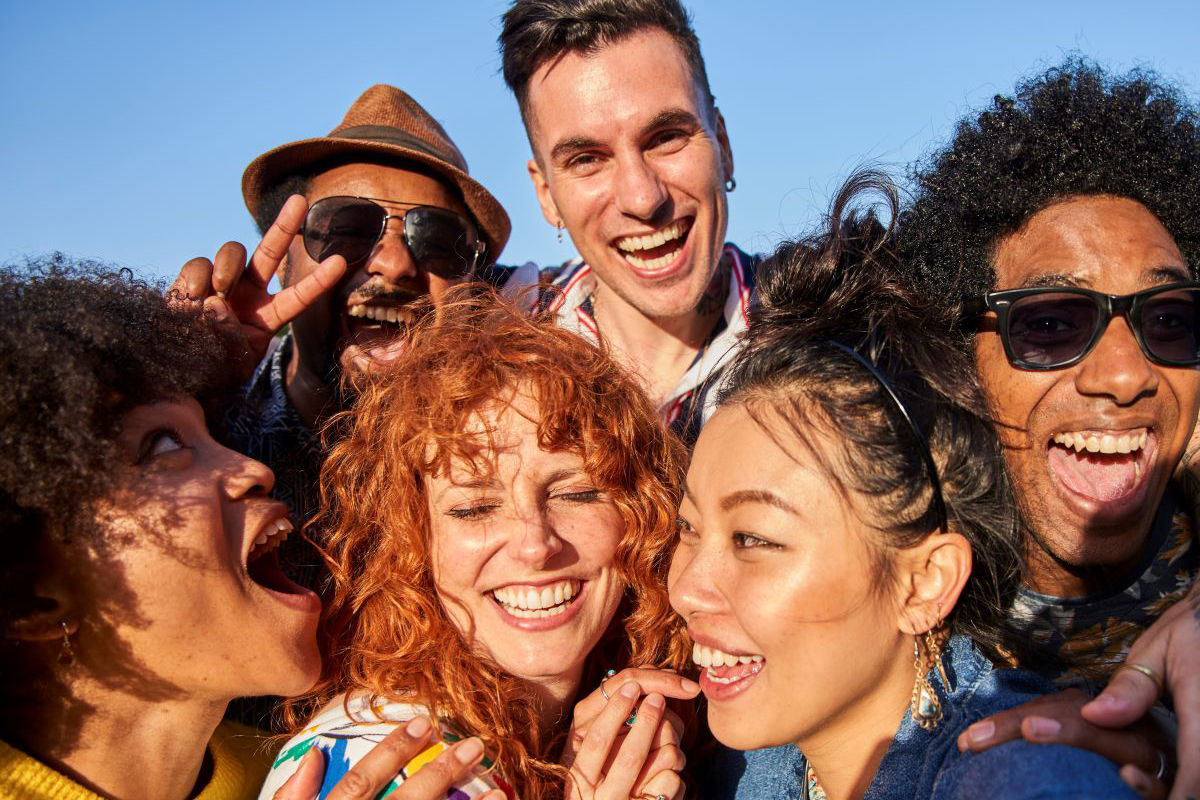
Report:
58,621,76,668
911,626,949,730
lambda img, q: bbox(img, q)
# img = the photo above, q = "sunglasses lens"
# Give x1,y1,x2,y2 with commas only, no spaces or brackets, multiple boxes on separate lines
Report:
404,207,480,279
1138,288,1200,364
1006,293,1101,367
303,198,385,265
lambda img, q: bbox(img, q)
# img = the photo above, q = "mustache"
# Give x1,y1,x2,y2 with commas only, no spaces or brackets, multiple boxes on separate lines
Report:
340,279,425,306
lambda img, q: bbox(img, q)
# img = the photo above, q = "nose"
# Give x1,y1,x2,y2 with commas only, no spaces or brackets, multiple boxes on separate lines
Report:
508,507,564,568
1074,316,1159,404
667,537,726,621
364,218,421,283
613,152,669,222
219,446,276,501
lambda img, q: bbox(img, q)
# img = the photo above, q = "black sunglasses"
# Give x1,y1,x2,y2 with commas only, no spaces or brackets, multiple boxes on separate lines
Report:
968,282,1200,370
302,195,486,279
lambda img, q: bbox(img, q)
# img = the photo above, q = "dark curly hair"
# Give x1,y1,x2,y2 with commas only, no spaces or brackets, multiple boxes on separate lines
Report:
0,255,238,625
901,58,1200,306
718,170,1023,661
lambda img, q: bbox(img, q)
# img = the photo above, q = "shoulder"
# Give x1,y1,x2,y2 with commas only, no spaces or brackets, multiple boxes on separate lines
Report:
256,695,428,800
695,743,804,800
932,740,1137,800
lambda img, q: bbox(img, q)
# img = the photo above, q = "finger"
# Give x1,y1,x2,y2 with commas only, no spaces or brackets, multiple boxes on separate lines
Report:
1122,763,1168,800
572,680,642,786
957,689,1087,752
324,716,436,800
632,742,686,796
637,768,685,800
1017,715,1165,777
258,254,347,332
247,194,307,288
272,746,324,800
1084,667,1163,730
202,294,236,325
171,257,216,302
1169,673,1200,800
600,693,668,800
576,669,700,723
211,241,248,296
391,737,487,800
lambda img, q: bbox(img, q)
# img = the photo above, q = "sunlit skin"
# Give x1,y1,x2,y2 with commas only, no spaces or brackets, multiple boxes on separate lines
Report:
669,403,966,800
523,28,733,404
25,398,321,800
973,195,1200,596
426,389,626,723
283,163,473,426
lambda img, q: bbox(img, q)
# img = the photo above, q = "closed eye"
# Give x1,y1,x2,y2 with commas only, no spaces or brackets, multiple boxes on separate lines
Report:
552,488,603,504
446,503,502,521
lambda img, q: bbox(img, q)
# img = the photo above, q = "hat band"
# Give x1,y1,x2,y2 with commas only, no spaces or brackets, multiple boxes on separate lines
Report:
334,125,466,171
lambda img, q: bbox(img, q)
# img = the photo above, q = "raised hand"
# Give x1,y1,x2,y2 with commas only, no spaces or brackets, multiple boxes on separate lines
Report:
564,668,699,800
170,194,346,381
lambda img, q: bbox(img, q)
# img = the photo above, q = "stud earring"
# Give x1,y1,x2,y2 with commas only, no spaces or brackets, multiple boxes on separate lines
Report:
58,621,76,668
911,625,949,730
724,176,736,192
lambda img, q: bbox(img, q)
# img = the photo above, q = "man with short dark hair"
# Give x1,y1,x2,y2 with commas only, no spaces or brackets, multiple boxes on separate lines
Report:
174,84,510,588
499,0,755,444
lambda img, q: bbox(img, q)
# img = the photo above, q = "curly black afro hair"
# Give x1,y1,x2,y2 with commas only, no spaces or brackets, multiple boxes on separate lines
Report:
901,58,1200,305
0,255,239,622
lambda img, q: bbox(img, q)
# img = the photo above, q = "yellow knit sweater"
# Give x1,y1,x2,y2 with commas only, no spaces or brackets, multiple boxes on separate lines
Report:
0,722,273,800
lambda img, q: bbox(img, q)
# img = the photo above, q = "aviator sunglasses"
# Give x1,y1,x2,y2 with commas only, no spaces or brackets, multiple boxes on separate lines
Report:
968,282,1200,370
302,195,486,279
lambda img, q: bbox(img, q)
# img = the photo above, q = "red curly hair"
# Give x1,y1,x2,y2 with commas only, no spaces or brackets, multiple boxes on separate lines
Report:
285,287,690,799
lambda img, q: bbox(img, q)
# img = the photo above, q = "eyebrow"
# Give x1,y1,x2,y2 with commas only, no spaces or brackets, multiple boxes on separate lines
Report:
718,489,800,515
448,475,502,491
1018,265,1192,290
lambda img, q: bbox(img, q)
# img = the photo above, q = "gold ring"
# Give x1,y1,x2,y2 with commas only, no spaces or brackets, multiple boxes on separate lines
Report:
1116,662,1164,696
600,668,617,700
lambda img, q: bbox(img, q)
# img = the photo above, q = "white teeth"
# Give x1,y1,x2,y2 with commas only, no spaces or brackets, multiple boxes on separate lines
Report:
615,220,686,254
248,518,293,562
1052,429,1149,455
691,642,764,669
348,304,415,325
492,579,579,614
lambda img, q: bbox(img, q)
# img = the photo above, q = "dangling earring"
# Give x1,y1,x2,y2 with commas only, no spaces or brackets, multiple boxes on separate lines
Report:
58,621,76,668
724,176,736,193
556,221,564,244
911,625,949,730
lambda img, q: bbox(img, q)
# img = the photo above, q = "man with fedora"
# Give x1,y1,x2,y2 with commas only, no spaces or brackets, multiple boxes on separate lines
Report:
174,84,510,589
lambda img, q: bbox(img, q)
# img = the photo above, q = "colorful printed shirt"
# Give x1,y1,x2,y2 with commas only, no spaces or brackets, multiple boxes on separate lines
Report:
505,243,758,446
258,695,510,800
1008,485,1199,693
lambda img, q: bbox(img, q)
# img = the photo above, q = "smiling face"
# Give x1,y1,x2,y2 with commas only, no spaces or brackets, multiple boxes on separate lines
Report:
88,399,321,701
974,195,1200,594
285,162,473,379
524,27,733,323
668,402,913,753
425,390,626,693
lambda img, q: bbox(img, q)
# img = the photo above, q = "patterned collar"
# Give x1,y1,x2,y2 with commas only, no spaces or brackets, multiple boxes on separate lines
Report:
540,243,755,427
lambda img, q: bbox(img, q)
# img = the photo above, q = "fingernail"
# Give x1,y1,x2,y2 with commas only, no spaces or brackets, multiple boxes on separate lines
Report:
1026,716,1062,739
681,677,701,693
966,720,995,745
645,693,665,709
455,737,484,764
405,716,432,738
620,682,640,698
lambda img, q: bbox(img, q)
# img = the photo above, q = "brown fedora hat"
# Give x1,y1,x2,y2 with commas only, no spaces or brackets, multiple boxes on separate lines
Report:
242,84,511,262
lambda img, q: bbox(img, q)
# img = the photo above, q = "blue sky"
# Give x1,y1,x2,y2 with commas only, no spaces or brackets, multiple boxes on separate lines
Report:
2,1,1197,281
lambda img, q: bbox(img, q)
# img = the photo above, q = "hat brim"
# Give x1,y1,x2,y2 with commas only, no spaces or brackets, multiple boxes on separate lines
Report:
242,136,511,263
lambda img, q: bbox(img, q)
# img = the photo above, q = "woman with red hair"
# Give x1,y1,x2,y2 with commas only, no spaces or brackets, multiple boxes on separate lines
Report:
260,288,696,800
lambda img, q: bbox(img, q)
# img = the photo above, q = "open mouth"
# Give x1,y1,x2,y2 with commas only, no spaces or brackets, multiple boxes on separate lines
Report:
489,579,582,620
614,219,692,275
692,641,764,692
245,519,311,598
1046,427,1155,505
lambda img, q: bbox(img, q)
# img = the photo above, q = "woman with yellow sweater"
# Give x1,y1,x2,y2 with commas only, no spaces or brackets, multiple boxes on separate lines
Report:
0,261,488,800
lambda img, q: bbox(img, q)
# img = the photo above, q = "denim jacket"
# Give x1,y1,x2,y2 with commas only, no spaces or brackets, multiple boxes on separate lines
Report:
699,636,1136,800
